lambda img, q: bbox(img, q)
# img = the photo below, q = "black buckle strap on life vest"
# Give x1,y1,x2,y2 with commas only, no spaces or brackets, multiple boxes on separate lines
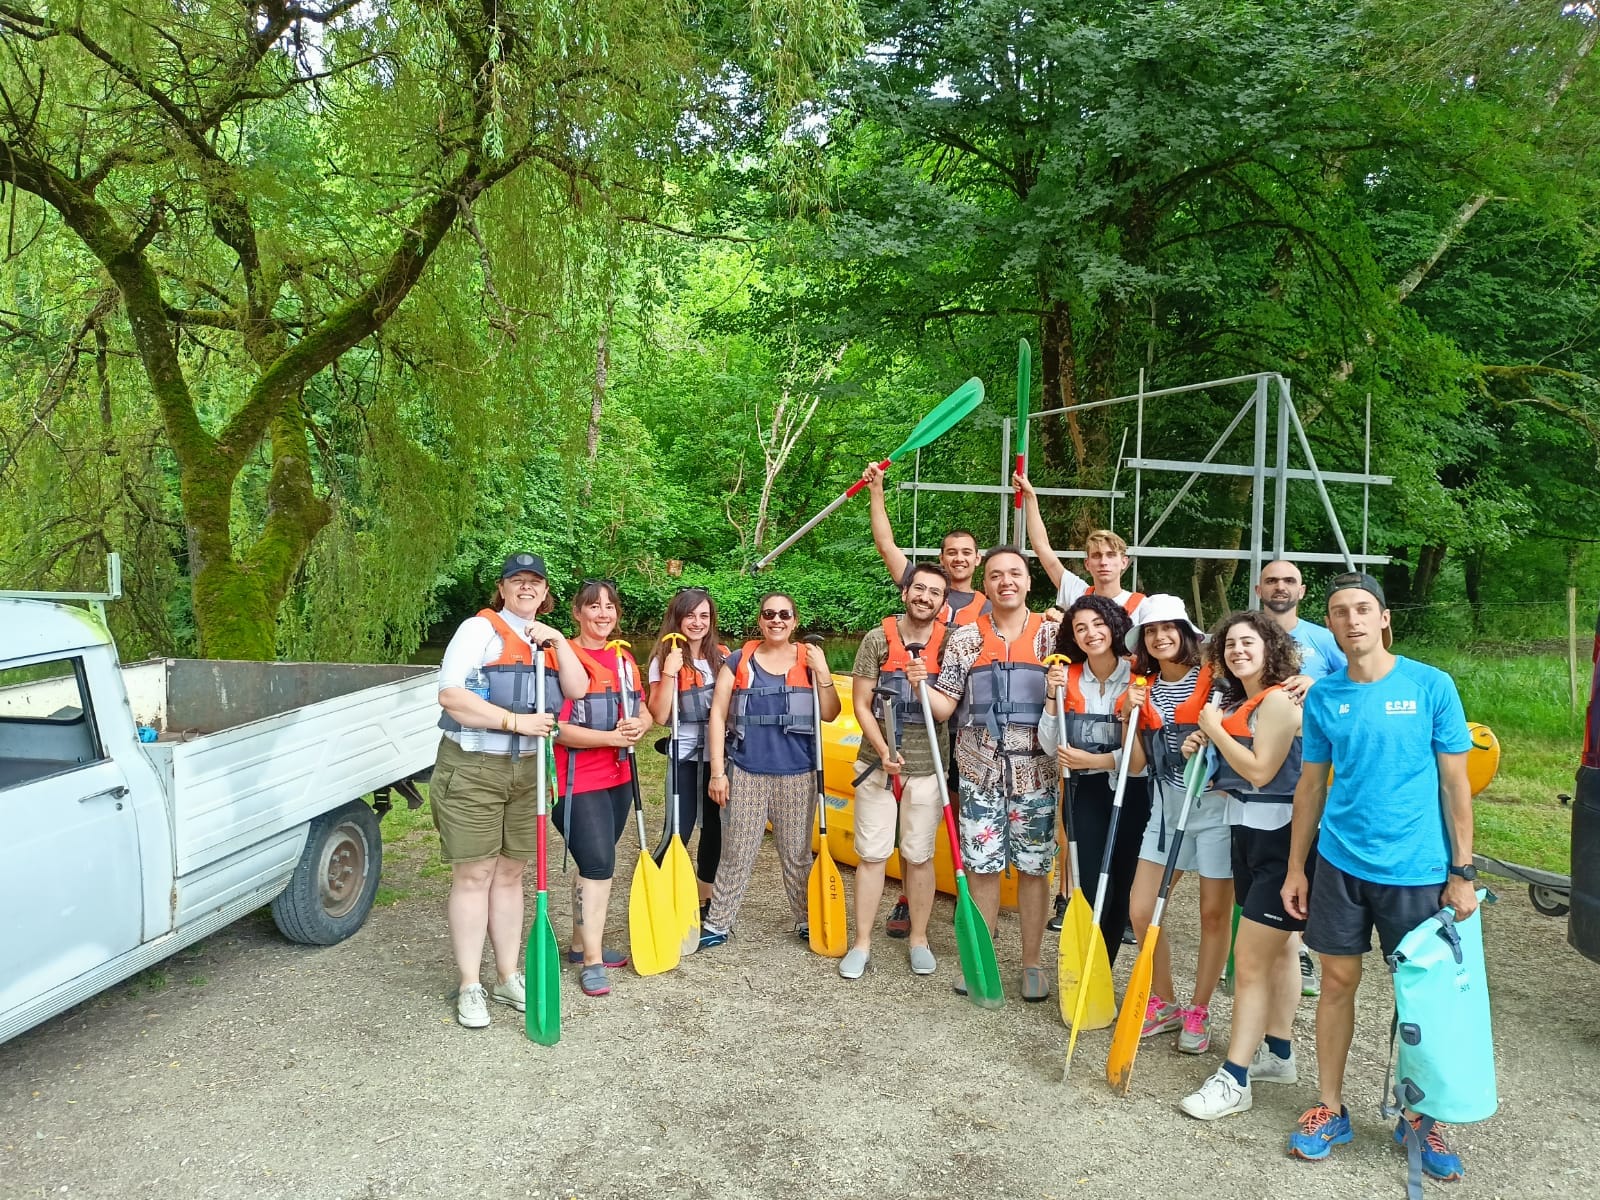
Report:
732,680,816,739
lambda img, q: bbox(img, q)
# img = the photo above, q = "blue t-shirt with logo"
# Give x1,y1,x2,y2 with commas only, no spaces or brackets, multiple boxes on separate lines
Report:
1301,656,1471,886
1289,618,1347,681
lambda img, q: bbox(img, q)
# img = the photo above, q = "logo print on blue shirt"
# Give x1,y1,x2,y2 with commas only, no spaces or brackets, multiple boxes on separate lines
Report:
1384,699,1418,715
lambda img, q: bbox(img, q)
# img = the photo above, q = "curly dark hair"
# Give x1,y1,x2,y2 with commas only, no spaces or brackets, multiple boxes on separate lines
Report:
1054,594,1134,665
1205,609,1303,707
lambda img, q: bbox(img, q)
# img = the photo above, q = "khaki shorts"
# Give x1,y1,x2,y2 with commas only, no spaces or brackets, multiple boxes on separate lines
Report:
852,760,942,865
428,735,541,864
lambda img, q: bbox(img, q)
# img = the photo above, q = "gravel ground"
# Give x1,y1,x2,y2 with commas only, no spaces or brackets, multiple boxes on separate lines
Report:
3,809,1596,1200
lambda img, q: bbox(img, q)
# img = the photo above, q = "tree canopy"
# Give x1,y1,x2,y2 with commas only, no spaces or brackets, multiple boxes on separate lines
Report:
2,0,1596,659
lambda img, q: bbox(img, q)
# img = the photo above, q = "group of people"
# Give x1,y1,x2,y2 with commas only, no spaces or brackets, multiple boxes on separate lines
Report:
427,463,1481,1184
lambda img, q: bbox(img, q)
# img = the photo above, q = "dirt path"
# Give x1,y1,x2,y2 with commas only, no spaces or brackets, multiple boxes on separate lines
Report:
3,815,1596,1200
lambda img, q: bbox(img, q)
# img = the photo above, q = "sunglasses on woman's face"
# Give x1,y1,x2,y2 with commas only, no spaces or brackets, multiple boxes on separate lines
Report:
760,608,794,621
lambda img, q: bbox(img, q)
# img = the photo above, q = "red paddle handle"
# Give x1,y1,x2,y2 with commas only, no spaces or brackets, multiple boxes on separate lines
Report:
942,800,966,874
844,458,893,498
1013,453,1025,509
535,813,547,891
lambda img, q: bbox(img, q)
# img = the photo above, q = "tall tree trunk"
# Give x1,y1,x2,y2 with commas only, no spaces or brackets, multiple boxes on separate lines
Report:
1413,543,1447,605
1464,550,1483,635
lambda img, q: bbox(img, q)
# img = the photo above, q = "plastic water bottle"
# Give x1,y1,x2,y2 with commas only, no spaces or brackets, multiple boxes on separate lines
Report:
459,667,491,752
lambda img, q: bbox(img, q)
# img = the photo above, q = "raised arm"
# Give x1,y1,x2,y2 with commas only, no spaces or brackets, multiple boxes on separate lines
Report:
864,462,910,587
1013,471,1065,589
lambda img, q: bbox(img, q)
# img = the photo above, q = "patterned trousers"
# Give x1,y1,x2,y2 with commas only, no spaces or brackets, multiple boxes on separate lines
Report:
705,765,817,932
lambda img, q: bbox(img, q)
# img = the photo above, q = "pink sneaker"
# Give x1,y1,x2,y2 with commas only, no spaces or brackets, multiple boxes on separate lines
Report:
1141,994,1183,1038
1179,1004,1212,1054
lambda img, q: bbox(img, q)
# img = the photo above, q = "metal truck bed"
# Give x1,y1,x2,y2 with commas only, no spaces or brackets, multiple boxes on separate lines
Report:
122,659,438,876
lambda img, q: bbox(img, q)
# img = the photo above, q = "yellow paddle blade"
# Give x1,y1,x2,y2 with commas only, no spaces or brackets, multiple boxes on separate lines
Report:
808,843,848,958
1107,925,1161,1093
1058,889,1115,1030
629,856,681,977
665,834,700,957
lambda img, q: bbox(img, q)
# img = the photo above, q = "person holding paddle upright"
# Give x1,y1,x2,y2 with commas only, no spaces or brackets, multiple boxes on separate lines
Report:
839,563,952,981
1176,610,1306,1120
1123,595,1234,1055
432,553,590,1029
647,587,728,915
862,461,988,937
550,580,651,997
698,593,842,948
1037,594,1150,967
923,547,1061,1002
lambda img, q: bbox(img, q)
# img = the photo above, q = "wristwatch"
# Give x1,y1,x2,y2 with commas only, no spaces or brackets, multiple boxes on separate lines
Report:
1448,863,1478,881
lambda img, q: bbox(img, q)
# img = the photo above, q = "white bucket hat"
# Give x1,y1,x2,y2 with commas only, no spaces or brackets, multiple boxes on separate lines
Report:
1125,593,1206,652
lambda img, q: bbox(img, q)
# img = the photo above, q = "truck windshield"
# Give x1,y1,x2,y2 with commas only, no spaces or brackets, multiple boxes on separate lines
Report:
0,657,104,791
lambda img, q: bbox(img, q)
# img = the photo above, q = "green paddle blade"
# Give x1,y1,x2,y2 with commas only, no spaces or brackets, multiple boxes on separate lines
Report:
526,895,561,1045
888,377,985,462
1183,742,1210,795
953,876,1004,1010
1016,340,1031,454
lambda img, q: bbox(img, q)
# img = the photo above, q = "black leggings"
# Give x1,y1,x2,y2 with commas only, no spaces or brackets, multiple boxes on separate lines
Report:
653,756,721,885
1063,772,1152,968
552,783,632,881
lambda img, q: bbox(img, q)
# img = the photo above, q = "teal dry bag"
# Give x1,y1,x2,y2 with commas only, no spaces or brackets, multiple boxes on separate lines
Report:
1383,892,1497,1198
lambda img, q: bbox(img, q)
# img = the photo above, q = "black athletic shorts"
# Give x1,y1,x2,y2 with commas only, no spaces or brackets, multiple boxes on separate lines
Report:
1303,858,1447,959
1231,823,1313,933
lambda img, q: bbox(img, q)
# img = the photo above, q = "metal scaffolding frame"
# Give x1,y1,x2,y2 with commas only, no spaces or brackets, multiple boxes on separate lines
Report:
899,372,1390,605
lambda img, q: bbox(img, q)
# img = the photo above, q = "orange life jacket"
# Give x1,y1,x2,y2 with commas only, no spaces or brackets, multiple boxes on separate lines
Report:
872,617,947,750
1121,591,1146,616
1052,661,1126,755
436,609,562,740
730,640,816,740
1212,684,1303,800
660,642,729,755
1133,662,1215,781
959,612,1049,737
544,641,643,732
942,589,991,626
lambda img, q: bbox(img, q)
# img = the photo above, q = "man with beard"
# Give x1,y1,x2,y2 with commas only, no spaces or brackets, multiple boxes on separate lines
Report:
1256,560,1346,700
838,563,952,980
863,461,990,937
1255,559,1347,996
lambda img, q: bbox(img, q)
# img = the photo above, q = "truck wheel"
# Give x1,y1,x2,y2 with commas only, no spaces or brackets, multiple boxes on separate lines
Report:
271,800,383,945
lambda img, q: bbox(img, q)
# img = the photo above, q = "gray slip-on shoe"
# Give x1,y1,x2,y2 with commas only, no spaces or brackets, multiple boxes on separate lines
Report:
838,947,870,980
908,944,937,975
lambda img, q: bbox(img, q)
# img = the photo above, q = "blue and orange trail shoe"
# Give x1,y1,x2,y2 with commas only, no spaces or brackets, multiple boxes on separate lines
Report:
1394,1116,1464,1181
1288,1104,1354,1161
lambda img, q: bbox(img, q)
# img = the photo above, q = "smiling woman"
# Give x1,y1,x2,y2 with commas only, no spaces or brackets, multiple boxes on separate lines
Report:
431,552,589,1029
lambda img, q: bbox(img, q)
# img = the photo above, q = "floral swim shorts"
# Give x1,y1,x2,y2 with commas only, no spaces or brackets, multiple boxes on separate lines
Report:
958,777,1057,877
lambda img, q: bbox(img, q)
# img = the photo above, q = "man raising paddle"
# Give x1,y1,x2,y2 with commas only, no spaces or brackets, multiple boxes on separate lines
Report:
838,563,952,981
863,460,989,937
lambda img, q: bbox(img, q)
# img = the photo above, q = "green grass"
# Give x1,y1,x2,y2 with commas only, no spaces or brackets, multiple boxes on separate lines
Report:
1410,645,1584,876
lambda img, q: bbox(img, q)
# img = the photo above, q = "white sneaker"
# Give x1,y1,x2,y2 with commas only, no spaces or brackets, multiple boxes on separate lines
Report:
1300,948,1320,997
1179,1067,1252,1120
456,983,490,1028
1249,1040,1298,1084
492,972,526,1012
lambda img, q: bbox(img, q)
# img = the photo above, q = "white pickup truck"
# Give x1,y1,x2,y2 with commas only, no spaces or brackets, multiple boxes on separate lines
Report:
0,595,438,1045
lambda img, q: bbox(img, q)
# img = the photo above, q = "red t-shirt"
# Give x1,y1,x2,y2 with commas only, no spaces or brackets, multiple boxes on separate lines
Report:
554,644,636,795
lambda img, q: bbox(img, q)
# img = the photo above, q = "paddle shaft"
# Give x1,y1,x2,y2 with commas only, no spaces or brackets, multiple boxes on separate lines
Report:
534,646,551,893
1014,339,1030,510
612,647,650,851
1048,677,1082,889
915,679,970,878
802,635,828,828
1086,692,1145,927
664,632,685,840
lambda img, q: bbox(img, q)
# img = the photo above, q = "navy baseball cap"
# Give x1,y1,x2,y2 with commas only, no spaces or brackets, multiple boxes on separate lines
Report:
499,552,548,580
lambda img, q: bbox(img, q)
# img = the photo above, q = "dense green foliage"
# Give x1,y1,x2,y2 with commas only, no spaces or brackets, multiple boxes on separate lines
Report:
2,0,1597,659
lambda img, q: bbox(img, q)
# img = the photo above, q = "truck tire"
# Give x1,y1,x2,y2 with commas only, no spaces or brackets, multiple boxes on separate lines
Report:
271,800,384,945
